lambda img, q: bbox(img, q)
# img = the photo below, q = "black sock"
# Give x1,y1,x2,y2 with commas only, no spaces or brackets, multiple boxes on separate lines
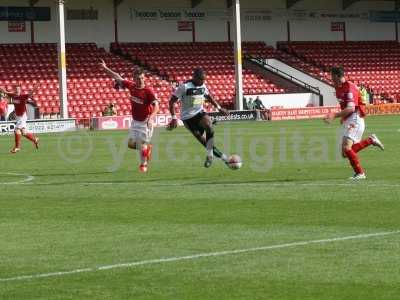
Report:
213,147,224,159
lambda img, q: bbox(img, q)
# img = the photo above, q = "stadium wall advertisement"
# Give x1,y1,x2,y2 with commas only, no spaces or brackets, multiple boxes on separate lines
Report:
365,103,400,115
264,104,400,121
0,119,76,135
91,114,179,130
265,106,341,121
91,111,258,130
208,110,258,122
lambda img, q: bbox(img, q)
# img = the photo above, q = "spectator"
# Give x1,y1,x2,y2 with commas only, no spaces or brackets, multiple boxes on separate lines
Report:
253,96,265,110
359,83,369,105
367,89,374,104
0,92,8,121
242,96,248,110
103,103,117,116
247,98,254,110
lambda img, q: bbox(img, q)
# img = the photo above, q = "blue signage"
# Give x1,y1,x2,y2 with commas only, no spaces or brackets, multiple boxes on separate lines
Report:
0,7,51,21
369,11,400,22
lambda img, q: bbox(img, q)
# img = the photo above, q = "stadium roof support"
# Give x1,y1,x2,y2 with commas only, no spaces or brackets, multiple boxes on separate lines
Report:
233,0,243,110
56,0,68,119
113,0,123,43
343,0,362,9
191,0,203,8
29,0,38,43
286,0,302,9
343,0,400,9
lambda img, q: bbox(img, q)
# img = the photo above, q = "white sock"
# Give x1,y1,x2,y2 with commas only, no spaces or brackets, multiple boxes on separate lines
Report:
206,138,214,158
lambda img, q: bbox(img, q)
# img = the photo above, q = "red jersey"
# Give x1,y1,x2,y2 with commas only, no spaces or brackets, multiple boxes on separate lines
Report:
8,93,30,117
0,99,7,116
122,80,157,122
335,81,366,120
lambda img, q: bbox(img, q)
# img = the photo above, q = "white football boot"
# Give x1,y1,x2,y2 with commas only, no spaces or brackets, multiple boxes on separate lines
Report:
369,134,385,151
349,173,367,180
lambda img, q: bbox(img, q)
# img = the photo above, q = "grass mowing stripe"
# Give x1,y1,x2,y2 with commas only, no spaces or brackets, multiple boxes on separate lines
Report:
1,230,399,283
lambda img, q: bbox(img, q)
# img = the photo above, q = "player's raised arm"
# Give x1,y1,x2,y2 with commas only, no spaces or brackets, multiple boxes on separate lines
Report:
100,59,124,82
0,87,14,97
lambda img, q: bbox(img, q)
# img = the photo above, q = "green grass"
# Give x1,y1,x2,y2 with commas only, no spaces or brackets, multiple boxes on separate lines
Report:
0,116,399,299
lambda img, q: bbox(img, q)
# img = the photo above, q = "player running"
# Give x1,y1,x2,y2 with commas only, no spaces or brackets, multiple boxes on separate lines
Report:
0,92,8,121
324,67,384,180
100,60,159,173
167,68,230,168
0,85,39,153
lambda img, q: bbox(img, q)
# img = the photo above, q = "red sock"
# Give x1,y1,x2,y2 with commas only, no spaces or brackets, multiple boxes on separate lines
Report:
352,138,372,153
344,149,364,174
140,145,148,164
14,132,21,148
24,132,36,143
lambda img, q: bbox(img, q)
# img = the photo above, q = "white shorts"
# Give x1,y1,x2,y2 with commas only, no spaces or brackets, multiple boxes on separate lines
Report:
342,113,365,143
15,114,27,129
128,120,153,144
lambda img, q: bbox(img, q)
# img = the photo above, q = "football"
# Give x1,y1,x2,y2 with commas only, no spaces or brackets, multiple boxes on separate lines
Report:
227,154,242,170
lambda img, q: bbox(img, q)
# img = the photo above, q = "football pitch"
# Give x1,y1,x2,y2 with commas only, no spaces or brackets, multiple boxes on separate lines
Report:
1,116,399,299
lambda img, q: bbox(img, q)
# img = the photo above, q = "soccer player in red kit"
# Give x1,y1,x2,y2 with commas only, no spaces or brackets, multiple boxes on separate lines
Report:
100,60,159,173
0,93,8,121
0,85,39,153
324,67,384,180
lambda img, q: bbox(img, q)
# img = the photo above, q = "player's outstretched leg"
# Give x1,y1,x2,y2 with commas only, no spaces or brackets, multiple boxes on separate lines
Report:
10,129,22,154
199,114,228,168
368,134,384,151
23,131,39,149
352,134,384,153
204,126,214,168
190,131,228,168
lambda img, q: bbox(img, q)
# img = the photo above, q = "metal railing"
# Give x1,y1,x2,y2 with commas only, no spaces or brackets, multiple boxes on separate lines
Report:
248,56,321,95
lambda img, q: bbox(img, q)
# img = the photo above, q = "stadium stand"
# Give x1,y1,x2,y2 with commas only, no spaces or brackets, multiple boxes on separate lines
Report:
2,40,398,119
0,43,172,118
277,41,400,103
111,42,291,109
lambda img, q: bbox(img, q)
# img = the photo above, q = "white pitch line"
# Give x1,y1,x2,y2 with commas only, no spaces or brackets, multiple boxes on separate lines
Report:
0,173,34,185
1,230,399,283
34,181,400,188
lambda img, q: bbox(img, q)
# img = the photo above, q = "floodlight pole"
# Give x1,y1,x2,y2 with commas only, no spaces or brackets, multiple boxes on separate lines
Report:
57,0,68,119
233,0,243,110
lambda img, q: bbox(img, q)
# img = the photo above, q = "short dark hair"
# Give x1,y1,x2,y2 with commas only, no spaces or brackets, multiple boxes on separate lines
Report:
134,68,145,77
331,66,345,78
193,68,205,79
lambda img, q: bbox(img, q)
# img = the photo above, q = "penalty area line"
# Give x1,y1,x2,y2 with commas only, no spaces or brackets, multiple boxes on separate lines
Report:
0,173,34,185
1,230,399,282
